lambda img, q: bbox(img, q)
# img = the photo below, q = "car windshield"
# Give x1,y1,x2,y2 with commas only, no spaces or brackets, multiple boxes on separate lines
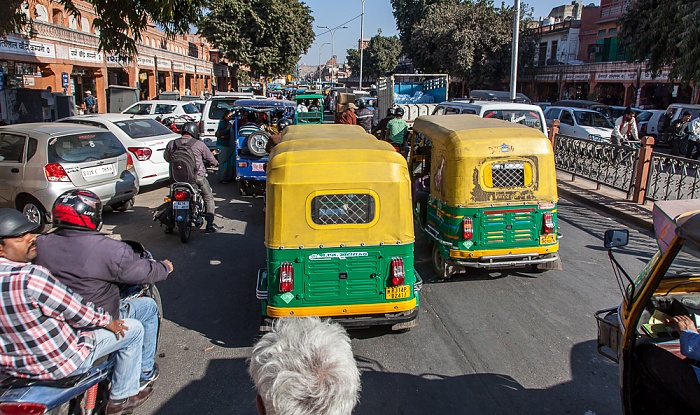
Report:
637,111,654,122
482,109,544,131
124,103,152,115
113,119,174,139
574,111,613,128
208,100,238,120
182,103,200,114
47,132,125,163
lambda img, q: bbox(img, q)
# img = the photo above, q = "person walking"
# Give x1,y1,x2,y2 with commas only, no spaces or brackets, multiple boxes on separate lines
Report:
669,111,692,157
215,109,235,183
338,103,357,125
84,91,96,113
355,100,374,133
687,113,700,160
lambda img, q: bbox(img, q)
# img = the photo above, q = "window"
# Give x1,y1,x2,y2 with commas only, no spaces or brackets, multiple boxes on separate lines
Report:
154,104,177,114
538,42,547,66
310,193,376,225
598,29,607,37
560,111,574,125
52,9,62,25
443,107,460,115
550,41,558,60
47,132,125,163
574,111,614,128
545,108,561,120
69,15,77,30
81,17,90,33
182,103,199,114
26,137,38,162
608,28,617,35
124,103,152,115
113,119,174,139
0,134,26,163
34,5,48,22
460,109,477,115
208,100,237,119
488,162,531,188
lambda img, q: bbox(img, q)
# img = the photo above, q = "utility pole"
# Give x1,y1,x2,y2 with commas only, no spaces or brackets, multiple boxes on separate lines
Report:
317,25,348,84
359,0,365,90
509,0,521,101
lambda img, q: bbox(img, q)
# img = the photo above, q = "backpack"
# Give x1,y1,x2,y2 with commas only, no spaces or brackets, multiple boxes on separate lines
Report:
168,138,198,184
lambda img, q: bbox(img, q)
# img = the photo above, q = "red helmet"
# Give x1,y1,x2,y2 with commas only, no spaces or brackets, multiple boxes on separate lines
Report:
52,190,103,231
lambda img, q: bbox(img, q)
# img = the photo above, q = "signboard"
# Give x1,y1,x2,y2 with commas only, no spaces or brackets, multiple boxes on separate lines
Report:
61,72,69,88
562,73,590,81
641,71,670,81
534,74,559,82
197,66,211,75
158,60,172,70
595,72,636,81
106,54,130,66
172,62,185,71
69,47,102,63
0,36,55,58
137,56,155,67
22,76,35,87
185,63,196,73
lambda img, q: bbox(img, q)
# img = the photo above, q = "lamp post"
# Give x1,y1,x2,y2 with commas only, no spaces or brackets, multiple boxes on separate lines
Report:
509,0,521,101
317,43,330,83
317,25,347,84
359,0,365,90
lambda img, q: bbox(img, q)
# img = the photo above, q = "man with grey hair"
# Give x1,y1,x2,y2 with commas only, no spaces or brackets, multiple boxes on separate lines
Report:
248,317,361,415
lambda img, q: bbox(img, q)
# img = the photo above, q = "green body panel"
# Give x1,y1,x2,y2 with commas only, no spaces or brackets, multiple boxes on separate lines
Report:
264,244,417,314
422,198,558,254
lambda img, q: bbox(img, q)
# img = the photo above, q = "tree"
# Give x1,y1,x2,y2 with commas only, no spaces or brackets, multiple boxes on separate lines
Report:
2,0,205,57
199,0,314,78
390,0,452,52
346,48,361,74
364,34,402,77
618,0,700,83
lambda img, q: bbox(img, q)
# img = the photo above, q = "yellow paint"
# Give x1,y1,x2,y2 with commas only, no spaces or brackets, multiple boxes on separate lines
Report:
266,297,417,318
450,244,558,258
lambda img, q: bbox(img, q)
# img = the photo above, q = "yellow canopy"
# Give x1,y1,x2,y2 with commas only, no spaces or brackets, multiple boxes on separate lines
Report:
412,115,558,206
266,126,414,248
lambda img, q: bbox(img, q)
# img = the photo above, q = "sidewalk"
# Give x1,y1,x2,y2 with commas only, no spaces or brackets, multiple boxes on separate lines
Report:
556,170,654,231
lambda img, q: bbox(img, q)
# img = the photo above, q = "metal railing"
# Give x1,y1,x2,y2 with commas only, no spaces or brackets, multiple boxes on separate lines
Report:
646,154,700,201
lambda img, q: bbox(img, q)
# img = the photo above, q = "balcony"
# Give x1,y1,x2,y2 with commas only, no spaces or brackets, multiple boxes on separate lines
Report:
533,19,581,35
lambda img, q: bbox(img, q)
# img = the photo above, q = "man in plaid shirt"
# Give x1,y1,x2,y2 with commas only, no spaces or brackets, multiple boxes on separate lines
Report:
0,209,153,414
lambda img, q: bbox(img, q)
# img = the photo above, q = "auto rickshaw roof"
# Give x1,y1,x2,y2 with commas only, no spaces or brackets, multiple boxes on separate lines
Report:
294,93,323,101
277,124,376,143
653,199,700,250
233,99,296,109
413,114,546,142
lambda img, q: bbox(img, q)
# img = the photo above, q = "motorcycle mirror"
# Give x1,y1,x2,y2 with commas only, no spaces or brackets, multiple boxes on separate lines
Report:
604,229,629,248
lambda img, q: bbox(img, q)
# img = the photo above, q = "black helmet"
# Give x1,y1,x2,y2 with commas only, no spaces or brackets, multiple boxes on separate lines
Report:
52,190,103,231
386,107,396,117
181,122,200,139
394,107,405,117
0,208,39,238
277,118,293,131
356,99,366,109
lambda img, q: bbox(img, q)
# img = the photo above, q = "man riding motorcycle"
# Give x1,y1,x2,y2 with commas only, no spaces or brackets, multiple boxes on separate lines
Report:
34,190,173,392
164,122,219,232
0,208,151,414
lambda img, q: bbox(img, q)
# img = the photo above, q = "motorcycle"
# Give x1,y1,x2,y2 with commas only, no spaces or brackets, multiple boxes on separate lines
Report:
0,241,162,415
153,182,204,243
157,114,196,134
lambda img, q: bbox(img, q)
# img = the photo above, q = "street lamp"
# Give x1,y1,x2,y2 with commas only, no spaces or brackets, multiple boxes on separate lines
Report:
315,42,330,84
317,25,348,84
359,0,365,90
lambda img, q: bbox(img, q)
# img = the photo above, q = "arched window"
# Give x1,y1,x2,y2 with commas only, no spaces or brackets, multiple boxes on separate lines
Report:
52,9,62,25
81,17,90,33
34,4,49,22
152,39,157,48
68,15,77,30
144,36,150,45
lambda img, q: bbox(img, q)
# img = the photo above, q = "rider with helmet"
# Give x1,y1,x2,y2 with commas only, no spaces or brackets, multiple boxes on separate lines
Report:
33,190,174,394
384,106,409,146
164,121,219,232
355,99,374,133
372,107,396,139
0,207,152,414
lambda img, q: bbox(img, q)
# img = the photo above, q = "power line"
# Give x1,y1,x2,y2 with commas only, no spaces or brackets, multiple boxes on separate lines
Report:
314,14,361,37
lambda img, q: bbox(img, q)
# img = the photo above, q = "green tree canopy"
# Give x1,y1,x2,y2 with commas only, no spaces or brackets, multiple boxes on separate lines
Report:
346,48,361,74
2,0,205,57
199,0,314,78
347,34,402,77
618,0,700,83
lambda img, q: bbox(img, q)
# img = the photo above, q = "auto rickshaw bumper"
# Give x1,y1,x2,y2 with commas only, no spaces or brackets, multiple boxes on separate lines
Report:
448,250,561,270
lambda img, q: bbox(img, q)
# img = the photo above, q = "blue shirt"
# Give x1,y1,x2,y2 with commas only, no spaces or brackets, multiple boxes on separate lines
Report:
680,330,700,381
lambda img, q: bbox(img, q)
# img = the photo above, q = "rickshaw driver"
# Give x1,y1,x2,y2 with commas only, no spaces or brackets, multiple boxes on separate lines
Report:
635,315,700,413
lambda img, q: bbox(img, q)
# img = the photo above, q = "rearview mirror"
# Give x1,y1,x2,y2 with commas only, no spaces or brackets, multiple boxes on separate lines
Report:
604,229,629,248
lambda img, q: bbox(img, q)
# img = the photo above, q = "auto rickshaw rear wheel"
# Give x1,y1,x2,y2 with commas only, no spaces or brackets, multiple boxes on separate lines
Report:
432,244,450,280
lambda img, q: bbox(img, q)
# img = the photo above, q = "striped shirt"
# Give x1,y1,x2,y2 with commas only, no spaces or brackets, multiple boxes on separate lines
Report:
0,258,111,379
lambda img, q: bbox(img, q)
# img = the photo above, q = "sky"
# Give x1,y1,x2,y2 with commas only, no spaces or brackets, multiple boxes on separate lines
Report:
299,0,577,66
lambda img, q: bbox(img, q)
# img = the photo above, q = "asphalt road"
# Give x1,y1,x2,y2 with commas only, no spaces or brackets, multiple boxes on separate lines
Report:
100,179,661,415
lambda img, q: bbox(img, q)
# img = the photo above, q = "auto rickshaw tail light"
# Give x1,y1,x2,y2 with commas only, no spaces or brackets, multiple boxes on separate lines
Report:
543,212,554,234
0,402,48,415
279,262,294,292
390,257,405,286
173,190,190,201
462,217,473,240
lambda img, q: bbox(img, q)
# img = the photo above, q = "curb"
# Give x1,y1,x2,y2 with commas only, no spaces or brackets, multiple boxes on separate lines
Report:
558,187,654,232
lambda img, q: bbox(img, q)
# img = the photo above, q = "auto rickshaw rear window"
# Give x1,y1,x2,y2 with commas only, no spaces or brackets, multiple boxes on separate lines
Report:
310,193,376,225
484,161,533,188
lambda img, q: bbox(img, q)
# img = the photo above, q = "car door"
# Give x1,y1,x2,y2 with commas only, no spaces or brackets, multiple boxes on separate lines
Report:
0,132,27,207
558,110,575,136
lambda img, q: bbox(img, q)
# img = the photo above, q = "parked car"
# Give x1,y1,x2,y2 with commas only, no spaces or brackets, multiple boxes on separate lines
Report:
468,90,532,104
636,109,666,143
121,100,201,123
433,100,548,136
609,105,642,121
0,123,138,232
666,103,700,124
544,106,614,141
59,114,180,186
534,102,552,111
553,100,612,121
199,94,256,150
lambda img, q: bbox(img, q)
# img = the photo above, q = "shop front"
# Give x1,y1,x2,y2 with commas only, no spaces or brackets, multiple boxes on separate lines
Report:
0,35,56,90
172,61,184,95
137,55,155,100
157,58,171,94
184,63,195,95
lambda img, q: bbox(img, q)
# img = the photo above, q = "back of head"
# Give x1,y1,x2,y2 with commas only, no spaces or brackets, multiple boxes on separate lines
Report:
386,107,396,117
181,122,200,140
248,317,360,415
52,189,103,231
247,112,258,123
355,99,366,109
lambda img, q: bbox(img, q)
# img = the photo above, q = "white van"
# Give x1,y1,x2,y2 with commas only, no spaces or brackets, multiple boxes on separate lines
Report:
198,93,254,150
432,100,548,136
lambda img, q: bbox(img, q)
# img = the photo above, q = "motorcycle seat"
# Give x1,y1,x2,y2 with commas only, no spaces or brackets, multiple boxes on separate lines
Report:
0,355,110,389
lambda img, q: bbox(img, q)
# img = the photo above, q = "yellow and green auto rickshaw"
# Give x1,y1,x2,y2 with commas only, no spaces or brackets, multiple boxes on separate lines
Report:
294,92,324,124
597,199,700,414
408,115,561,279
256,124,422,330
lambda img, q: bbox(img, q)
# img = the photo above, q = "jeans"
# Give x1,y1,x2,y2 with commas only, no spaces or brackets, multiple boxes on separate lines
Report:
120,297,158,374
686,140,700,160
71,319,143,400
196,175,215,218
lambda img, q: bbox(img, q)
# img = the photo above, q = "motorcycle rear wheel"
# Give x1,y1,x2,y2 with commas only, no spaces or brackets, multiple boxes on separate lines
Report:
178,222,191,243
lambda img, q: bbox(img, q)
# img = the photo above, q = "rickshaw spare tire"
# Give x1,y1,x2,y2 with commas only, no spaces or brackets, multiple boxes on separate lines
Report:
247,131,270,157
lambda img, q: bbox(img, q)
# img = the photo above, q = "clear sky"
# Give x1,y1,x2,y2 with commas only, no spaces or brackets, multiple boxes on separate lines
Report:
299,0,580,66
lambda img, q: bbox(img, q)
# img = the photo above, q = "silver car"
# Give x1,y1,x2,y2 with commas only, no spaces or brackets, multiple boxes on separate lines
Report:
0,123,139,232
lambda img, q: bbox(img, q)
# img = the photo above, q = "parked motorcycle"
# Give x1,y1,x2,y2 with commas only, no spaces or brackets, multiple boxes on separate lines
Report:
156,114,196,134
0,241,162,415
153,182,204,243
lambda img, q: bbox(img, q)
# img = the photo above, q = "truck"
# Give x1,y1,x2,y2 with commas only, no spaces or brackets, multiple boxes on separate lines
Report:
373,74,449,127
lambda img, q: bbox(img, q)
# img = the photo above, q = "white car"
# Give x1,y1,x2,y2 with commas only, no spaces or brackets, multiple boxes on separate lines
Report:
433,100,548,136
636,109,666,143
121,100,202,123
59,114,181,186
544,106,614,141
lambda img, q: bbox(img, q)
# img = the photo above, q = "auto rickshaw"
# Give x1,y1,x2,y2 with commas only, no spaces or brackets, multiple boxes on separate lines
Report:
256,124,422,331
596,199,700,414
293,92,324,124
408,115,561,279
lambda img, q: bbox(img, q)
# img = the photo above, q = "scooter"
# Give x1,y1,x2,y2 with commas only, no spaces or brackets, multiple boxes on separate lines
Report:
0,241,162,415
153,182,205,243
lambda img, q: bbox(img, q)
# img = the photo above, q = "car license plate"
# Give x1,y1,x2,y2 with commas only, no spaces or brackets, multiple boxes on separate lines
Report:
385,285,410,300
81,164,114,178
252,162,265,172
540,234,557,245
172,201,190,209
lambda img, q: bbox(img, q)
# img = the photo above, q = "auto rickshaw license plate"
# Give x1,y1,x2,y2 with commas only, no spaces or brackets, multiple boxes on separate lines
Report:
539,234,557,245
385,285,410,300
252,162,265,172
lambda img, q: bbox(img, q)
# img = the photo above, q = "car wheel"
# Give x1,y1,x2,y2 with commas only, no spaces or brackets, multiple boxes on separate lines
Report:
19,198,51,234
247,131,270,157
110,197,134,212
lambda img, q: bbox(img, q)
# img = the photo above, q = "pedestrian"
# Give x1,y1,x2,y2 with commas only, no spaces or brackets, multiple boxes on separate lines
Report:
339,102,357,125
248,317,361,415
661,107,674,144
668,111,691,157
355,100,374,133
215,109,235,183
611,107,638,146
687,113,700,160
384,106,408,146
84,90,96,113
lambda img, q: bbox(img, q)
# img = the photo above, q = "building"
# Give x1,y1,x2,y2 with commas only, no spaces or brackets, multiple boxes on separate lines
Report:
0,0,233,117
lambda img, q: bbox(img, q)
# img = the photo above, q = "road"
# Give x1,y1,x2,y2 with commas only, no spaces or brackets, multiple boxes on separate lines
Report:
101,179,660,415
